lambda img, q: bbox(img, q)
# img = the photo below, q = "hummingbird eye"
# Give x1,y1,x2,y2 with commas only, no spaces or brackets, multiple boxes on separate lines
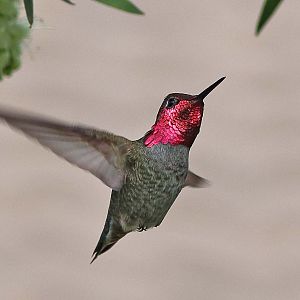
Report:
166,97,179,109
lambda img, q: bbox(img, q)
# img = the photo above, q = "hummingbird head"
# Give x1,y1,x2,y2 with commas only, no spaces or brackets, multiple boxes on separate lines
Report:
144,77,225,148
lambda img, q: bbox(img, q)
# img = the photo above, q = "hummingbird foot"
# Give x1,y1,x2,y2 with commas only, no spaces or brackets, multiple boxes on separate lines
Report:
137,225,147,232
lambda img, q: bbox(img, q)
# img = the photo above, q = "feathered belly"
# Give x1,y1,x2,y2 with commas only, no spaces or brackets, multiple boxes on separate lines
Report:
110,165,187,232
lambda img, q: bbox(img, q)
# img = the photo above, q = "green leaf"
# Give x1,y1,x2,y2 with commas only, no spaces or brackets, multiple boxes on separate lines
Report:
23,0,34,26
256,0,283,35
94,0,144,15
61,0,75,5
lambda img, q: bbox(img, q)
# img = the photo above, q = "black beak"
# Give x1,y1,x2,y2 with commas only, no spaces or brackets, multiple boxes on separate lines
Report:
197,77,226,101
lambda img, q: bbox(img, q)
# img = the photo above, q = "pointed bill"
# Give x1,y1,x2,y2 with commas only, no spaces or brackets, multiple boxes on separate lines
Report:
197,77,226,100
0,107,131,191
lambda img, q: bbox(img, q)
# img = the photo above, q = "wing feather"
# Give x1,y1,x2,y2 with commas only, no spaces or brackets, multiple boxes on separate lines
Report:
0,107,131,191
184,170,210,188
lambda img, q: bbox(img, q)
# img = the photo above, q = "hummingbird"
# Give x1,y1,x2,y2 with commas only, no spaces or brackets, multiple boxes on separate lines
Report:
0,77,225,262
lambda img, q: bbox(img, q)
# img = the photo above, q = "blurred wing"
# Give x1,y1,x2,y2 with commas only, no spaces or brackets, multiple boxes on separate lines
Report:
0,108,131,191
184,170,210,188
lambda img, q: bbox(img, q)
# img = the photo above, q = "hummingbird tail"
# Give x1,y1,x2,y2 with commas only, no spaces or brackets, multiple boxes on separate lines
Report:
90,216,127,263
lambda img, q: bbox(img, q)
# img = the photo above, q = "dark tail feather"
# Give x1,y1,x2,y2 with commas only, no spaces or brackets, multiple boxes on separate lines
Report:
90,217,127,263
90,241,117,264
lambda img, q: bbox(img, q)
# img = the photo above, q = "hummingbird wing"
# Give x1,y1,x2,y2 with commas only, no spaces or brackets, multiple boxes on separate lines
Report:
184,170,210,188
0,108,131,191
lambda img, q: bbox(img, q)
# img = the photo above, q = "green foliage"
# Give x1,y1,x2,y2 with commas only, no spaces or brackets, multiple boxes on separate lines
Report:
23,0,143,26
61,0,75,4
256,0,283,35
0,0,29,80
23,0,33,26
94,0,143,15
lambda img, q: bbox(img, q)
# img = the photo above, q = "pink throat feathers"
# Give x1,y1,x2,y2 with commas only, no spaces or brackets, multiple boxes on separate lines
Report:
144,100,203,148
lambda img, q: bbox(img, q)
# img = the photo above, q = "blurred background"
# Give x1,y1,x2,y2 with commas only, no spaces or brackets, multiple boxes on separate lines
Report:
1,1,300,299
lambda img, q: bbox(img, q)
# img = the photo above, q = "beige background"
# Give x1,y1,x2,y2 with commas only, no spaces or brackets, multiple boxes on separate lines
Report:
1,1,300,299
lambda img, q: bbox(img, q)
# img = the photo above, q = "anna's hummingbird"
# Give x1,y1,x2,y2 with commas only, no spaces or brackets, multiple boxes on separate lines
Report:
0,77,225,262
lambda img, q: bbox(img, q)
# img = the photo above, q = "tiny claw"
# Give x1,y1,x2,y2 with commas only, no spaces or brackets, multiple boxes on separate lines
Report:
137,225,147,232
